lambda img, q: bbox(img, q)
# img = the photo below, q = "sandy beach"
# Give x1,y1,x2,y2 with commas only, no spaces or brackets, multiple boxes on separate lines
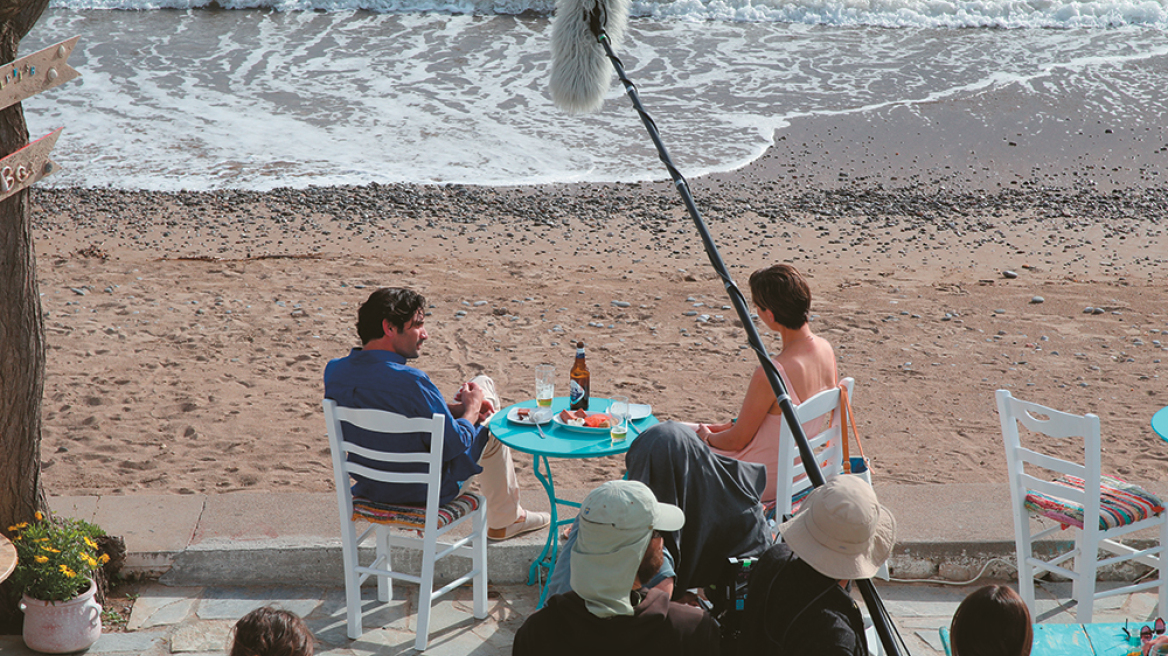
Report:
29,105,1168,500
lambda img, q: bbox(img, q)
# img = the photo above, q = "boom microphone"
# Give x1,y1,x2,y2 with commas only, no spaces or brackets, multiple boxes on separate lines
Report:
549,0,630,113
544,6,909,655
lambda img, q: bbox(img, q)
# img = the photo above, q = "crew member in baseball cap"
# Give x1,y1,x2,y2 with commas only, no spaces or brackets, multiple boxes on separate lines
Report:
570,479,686,616
513,480,721,656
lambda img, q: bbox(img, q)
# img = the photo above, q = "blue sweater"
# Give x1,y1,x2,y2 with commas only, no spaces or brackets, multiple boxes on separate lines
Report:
324,348,486,505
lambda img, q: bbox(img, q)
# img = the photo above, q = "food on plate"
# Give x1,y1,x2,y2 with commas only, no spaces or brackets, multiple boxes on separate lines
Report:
583,413,611,428
558,409,611,428
516,408,531,419
559,409,588,423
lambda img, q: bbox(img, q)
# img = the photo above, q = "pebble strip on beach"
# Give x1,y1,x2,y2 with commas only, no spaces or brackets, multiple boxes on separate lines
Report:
31,181,1168,276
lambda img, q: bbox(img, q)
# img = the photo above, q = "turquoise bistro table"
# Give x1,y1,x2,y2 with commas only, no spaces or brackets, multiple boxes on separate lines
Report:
489,396,659,607
1153,406,1168,442
941,622,1141,656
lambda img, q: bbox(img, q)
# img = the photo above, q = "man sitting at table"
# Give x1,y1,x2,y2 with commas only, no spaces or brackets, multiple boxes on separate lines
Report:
513,480,721,656
323,287,550,541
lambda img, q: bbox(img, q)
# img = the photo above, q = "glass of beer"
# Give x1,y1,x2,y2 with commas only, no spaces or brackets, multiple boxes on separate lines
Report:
535,364,555,408
609,395,630,443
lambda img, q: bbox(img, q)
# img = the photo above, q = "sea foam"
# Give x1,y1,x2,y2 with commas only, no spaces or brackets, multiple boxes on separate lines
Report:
48,0,1168,28
22,4,1168,190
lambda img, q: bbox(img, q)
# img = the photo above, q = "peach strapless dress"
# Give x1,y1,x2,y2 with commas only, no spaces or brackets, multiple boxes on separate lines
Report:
711,363,831,504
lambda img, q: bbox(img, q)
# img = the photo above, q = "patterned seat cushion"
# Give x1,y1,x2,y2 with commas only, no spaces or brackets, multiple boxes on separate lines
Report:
764,487,814,523
1025,475,1164,530
352,493,481,529
789,486,814,515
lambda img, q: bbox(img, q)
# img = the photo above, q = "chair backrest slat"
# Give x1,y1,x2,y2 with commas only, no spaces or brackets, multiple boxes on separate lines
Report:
345,462,434,486
344,442,434,465
1011,399,1098,440
331,405,442,435
1018,448,1087,478
1024,476,1087,504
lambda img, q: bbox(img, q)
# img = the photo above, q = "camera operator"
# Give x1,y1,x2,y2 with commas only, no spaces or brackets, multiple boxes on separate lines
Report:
513,481,721,656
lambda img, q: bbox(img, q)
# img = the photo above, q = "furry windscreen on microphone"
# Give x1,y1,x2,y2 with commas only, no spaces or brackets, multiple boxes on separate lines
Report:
549,0,630,114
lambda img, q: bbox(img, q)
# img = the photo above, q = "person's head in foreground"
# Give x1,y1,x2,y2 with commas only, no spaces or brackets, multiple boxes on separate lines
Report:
778,474,896,581
749,263,811,330
357,287,427,356
229,606,313,656
950,585,1033,656
570,480,686,617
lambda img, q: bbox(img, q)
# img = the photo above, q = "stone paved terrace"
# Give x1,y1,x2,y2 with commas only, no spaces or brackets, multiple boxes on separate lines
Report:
0,579,1161,655
1,484,1164,655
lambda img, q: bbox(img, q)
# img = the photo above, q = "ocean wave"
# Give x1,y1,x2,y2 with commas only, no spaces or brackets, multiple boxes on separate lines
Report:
27,7,1168,190
48,0,1168,28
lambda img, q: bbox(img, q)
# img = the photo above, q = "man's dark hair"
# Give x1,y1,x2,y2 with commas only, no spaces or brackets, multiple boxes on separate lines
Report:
356,288,426,344
749,264,811,330
230,606,313,656
950,585,1033,656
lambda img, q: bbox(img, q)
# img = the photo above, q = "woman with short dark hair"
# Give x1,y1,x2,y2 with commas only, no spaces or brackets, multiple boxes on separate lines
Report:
689,263,838,505
950,585,1033,656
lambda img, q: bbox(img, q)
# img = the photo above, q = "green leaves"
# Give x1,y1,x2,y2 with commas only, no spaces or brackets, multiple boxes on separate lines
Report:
7,513,108,602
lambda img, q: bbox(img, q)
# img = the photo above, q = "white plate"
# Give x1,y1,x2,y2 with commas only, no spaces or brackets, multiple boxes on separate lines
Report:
508,406,553,425
552,412,612,433
629,403,652,420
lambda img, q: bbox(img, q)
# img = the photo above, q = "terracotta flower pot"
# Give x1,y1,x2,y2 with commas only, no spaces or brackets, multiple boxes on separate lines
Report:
19,579,103,654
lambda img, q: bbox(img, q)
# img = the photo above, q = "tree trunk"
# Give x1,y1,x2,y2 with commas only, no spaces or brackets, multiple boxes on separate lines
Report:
0,0,54,633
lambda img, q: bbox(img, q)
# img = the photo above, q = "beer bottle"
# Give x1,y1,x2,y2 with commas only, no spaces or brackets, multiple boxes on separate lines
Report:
569,341,590,410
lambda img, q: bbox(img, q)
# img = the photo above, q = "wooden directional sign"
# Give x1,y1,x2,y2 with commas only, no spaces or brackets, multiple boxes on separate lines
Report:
0,36,81,111
0,128,61,202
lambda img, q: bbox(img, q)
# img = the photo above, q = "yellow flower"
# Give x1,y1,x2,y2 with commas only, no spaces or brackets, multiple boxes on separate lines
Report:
84,537,98,549
34,511,43,521
59,565,76,578
82,554,98,568
6,525,15,532
40,545,60,553
34,556,49,564
99,554,110,565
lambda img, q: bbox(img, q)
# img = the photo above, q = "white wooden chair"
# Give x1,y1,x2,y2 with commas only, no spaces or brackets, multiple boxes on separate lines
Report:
775,377,854,522
774,377,888,580
323,400,488,650
997,390,1168,623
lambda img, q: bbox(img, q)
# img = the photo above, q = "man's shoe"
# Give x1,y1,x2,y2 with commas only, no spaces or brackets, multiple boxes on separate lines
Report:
488,511,551,542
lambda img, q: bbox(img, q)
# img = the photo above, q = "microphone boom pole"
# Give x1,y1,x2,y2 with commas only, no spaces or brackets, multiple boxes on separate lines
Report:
586,14,907,656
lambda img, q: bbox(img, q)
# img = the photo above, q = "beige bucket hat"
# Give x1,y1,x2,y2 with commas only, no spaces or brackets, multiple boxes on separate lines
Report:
779,475,896,580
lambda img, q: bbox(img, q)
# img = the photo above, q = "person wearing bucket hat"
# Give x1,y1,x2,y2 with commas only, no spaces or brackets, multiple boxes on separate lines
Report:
738,475,896,656
513,481,722,656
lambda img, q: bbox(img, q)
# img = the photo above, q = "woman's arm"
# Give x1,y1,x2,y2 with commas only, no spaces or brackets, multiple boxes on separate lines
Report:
700,364,778,451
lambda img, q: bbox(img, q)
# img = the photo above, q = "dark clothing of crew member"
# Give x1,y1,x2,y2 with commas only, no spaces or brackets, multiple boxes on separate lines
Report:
513,588,721,656
738,542,867,656
626,421,772,591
